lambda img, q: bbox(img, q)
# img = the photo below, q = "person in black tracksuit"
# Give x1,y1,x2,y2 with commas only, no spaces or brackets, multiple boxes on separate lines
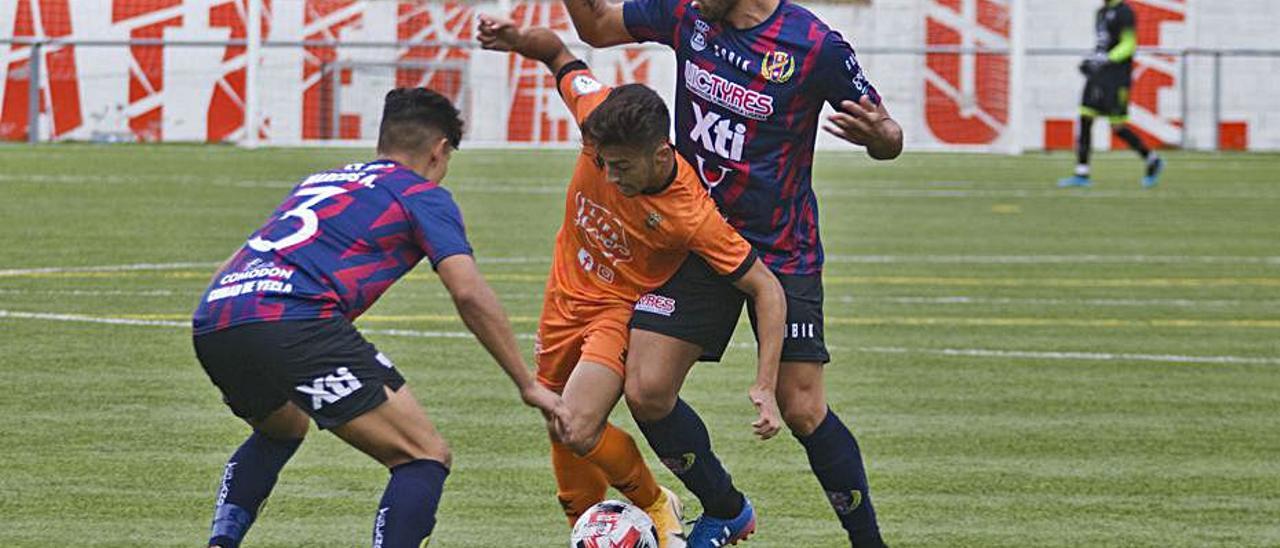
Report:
1060,0,1165,188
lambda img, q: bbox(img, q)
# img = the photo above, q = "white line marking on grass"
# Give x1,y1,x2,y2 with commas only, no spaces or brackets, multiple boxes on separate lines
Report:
834,295,1272,308
0,262,217,277
0,310,187,327
4,309,1273,366
855,346,1280,366
825,255,1280,265
0,288,179,297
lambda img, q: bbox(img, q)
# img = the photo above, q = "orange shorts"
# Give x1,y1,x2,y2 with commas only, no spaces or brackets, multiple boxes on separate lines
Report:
535,291,632,393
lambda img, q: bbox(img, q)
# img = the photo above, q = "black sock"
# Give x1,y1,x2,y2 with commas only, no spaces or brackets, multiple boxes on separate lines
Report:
1076,115,1095,171
797,409,884,547
209,431,302,548
635,398,744,519
1114,125,1152,160
374,459,449,548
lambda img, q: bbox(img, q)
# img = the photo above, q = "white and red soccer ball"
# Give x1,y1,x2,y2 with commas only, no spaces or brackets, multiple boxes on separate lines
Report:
570,500,659,548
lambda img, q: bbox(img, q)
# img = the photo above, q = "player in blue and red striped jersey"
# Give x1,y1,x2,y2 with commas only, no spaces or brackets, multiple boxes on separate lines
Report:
556,0,902,545
192,88,565,548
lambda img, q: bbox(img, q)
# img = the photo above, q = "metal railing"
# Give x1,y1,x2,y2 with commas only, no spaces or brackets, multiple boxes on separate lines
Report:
4,37,1279,150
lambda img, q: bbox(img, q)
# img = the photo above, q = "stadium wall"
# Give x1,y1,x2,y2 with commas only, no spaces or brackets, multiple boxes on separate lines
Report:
1,0,1277,150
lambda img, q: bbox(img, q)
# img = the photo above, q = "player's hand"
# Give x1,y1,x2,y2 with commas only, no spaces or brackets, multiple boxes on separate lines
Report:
748,384,783,440
824,96,903,160
521,382,566,417
477,14,521,52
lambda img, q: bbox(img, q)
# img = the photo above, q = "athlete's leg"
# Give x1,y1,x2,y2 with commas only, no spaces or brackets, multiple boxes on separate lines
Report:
778,362,884,548
208,403,308,548
1076,114,1095,175
625,329,747,520
1113,122,1151,160
332,385,450,548
558,361,661,507
1112,121,1164,186
549,434,609,525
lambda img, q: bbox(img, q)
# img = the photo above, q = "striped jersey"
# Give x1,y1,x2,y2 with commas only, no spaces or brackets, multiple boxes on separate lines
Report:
624,0,880,274
192,160,472,334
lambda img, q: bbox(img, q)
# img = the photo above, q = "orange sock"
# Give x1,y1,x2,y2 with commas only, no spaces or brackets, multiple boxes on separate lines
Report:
551,440,609,525
583,422,661,508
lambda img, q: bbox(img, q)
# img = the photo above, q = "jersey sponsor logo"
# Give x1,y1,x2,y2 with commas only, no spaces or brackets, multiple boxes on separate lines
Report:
787,322,817,339
635,293,676,316
574,192,632,264
690,102,746,162
572,74,604,95
684,60,774,120
645,211,663,230
295,366,364,411
760,50,795,84
695,154,736,189
375,352,395,369
712,44,753,73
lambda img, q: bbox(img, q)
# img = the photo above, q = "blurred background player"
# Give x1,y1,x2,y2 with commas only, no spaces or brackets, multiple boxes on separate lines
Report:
1059,0,1165,188
477,15,788,548
554,0,902,545
191,88,564,548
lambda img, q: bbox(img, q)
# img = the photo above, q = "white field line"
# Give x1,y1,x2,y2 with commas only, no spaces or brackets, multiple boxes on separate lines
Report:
0,288,178,297
2,309,1274,366
0,257,547,278
832,295,1273,308
1,286,1265,309
856,346,1280,366
825,255,1280,265
0,262,218,277
0,310,188,327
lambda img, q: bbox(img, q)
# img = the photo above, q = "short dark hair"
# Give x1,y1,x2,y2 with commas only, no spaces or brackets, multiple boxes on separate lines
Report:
581,84,670,149
377,87,464,154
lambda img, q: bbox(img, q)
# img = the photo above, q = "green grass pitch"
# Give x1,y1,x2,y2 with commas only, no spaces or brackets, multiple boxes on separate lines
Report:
1,144,1278,547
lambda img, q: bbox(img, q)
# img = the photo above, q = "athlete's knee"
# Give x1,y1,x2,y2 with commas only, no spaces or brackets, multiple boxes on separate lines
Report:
781,400,826,436
562,418,605,456
624,379,678,423
383,430,452,469
777,372,827,436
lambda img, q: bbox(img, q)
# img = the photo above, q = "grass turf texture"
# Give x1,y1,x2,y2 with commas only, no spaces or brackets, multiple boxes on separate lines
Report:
1,144,1278,547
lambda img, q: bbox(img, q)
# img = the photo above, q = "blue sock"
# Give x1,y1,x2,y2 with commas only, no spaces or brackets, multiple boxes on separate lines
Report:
373,459,449,548
797,409,884,547
209,431,302,548
635,398,744,519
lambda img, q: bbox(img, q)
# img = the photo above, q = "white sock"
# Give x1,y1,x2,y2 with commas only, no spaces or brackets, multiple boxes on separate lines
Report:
1074,164,1090,177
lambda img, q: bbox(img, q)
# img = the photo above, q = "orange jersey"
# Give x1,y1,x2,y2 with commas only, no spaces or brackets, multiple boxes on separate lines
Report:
548,63,755,307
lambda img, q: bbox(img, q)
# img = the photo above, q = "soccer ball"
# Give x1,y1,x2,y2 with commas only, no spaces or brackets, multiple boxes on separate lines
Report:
570,500,659,548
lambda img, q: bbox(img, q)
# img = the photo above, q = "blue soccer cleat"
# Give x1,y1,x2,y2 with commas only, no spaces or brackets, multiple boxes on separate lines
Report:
1142,156,1165,188
1057,175,1092,188
687,497,756,547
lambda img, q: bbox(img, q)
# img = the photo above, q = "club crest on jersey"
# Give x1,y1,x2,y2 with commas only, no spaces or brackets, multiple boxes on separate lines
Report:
760,50,795,84
691,19,710,52
645,211,663,229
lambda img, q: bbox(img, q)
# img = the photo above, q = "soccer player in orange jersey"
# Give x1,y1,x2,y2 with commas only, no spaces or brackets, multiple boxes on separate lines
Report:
479,15,788,547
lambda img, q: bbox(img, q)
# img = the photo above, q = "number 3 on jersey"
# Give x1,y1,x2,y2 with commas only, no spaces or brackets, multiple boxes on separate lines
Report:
248,185,349,252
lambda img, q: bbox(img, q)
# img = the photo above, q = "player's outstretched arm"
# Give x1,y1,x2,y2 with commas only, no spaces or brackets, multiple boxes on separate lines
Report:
559,0,632,47
731,259,786,440
436,255,567,421
477,15,579,75
824,96,904,160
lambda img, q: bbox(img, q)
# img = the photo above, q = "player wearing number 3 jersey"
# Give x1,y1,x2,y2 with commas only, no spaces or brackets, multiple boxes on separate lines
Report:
191,88,566,548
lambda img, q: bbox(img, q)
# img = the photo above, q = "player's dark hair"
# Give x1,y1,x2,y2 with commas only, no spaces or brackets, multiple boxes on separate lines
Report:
581,84,670,149
377,87,464,154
